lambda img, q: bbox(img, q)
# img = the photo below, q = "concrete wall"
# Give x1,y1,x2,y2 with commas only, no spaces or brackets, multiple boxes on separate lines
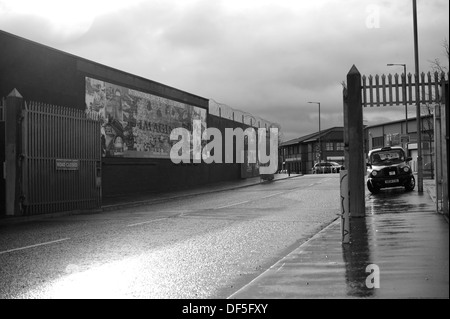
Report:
102,114,250,197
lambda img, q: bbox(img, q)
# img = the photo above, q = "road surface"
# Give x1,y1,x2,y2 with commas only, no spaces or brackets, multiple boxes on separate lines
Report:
0,174,341,298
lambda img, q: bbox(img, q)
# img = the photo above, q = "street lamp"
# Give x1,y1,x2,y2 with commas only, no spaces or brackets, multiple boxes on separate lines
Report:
308,101,321,168
387,63,408,137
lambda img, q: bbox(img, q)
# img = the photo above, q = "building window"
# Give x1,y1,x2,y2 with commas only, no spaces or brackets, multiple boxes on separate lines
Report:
336,142,344,151
372,136,384,148
326,142,334,151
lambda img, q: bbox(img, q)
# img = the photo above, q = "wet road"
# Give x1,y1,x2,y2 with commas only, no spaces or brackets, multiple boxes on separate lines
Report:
0,174,340,299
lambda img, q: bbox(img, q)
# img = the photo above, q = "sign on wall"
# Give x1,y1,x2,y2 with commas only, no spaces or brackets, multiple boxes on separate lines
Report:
85,77,207,158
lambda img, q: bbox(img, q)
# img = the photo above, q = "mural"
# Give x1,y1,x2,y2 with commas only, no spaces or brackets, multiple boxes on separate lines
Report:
85,77,207,158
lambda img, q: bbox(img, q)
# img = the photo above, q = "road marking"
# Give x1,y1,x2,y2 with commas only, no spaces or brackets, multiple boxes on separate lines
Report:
276,263,285,272
261,191,284,199
216,189,298,209
0,238,70,255
127,217,168,227
215,200,250,210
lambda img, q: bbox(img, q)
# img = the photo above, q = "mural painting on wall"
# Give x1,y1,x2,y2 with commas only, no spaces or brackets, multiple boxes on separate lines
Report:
85,77,207,158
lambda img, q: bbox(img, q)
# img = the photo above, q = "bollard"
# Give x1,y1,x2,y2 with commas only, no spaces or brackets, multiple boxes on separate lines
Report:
340,170,350,244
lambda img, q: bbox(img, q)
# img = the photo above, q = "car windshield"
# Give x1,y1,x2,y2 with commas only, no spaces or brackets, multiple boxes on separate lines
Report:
370,149,405,165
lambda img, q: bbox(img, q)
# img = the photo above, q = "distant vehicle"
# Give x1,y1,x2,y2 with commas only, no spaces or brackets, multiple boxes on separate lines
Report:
312,161,344,174
366,146,415,193
328,162,345,173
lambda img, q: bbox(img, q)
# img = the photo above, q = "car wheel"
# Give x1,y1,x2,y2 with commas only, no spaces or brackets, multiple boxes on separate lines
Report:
367,180,380,194
405,175,415,191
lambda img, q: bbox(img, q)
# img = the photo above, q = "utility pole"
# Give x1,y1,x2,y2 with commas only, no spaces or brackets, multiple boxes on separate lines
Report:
413,0,423,192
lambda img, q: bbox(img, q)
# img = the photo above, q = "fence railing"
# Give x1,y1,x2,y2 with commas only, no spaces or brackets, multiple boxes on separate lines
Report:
21,101,102,215
209,98,281,130
362,71,449,107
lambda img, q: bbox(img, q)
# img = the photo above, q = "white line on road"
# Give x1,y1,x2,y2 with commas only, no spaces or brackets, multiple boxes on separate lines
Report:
261,191,285,199
0,238,70,255
127,217,168,227
215,200,250,210
216,190,295,209
276,263,285,272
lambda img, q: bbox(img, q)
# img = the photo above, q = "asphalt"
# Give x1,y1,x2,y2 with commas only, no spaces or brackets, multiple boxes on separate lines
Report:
1,173,448,299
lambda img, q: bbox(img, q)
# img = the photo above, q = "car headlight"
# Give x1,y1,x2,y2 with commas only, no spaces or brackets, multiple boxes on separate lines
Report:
403,166,410,173
371,170,379,177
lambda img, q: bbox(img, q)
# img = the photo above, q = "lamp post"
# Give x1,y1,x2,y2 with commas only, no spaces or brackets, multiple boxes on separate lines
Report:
387,63,408,138
308,101,321,169
412,0,423,193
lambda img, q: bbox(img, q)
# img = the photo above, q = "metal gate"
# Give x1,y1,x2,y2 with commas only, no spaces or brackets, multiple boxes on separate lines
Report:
3,90,102,216
21,101,102,215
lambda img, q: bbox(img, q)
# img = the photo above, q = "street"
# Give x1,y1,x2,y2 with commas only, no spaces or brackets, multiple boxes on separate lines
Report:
0,174,340,299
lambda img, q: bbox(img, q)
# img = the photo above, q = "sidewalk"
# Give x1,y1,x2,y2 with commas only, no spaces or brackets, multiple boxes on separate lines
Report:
229,178,449,299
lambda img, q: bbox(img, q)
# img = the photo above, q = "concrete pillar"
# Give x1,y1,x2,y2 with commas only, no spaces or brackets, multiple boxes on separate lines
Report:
5,89,24,216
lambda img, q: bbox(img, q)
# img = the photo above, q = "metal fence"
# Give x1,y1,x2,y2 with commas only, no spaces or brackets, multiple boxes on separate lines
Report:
21,101,102,215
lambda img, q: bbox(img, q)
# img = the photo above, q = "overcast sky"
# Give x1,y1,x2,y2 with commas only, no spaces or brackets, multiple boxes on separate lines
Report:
1,0,448,141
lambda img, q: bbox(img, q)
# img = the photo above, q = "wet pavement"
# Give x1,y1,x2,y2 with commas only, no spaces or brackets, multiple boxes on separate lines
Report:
230,182,449,299
1,174,447,299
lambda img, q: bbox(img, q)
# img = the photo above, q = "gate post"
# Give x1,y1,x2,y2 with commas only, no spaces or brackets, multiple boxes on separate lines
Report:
5,89,24,216
343,65,365,218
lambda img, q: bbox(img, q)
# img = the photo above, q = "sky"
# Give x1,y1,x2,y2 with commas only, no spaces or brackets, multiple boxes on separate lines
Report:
0,0,448,142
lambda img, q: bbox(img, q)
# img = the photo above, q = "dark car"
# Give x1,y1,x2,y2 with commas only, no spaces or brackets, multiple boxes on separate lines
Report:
366,146,415,193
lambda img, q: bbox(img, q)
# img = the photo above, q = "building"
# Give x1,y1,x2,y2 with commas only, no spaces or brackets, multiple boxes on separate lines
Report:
279,127,344,174
364,115,434,176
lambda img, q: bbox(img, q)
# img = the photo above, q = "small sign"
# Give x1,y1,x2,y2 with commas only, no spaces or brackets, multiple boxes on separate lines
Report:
56,159,79,171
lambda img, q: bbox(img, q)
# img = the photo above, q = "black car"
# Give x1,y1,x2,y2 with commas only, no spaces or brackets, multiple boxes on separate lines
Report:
366,146,415,193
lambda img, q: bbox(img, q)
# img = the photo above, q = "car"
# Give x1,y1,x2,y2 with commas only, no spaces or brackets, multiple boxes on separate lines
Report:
366,146,415,193
328,162,345,173
312,161,344,174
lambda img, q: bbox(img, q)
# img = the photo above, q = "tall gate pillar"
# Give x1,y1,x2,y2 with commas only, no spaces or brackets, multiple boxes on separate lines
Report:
343,66,366,218
5,89,24,216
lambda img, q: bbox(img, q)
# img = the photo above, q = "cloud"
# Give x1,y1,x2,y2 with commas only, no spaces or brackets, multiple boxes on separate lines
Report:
1,0,448,142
